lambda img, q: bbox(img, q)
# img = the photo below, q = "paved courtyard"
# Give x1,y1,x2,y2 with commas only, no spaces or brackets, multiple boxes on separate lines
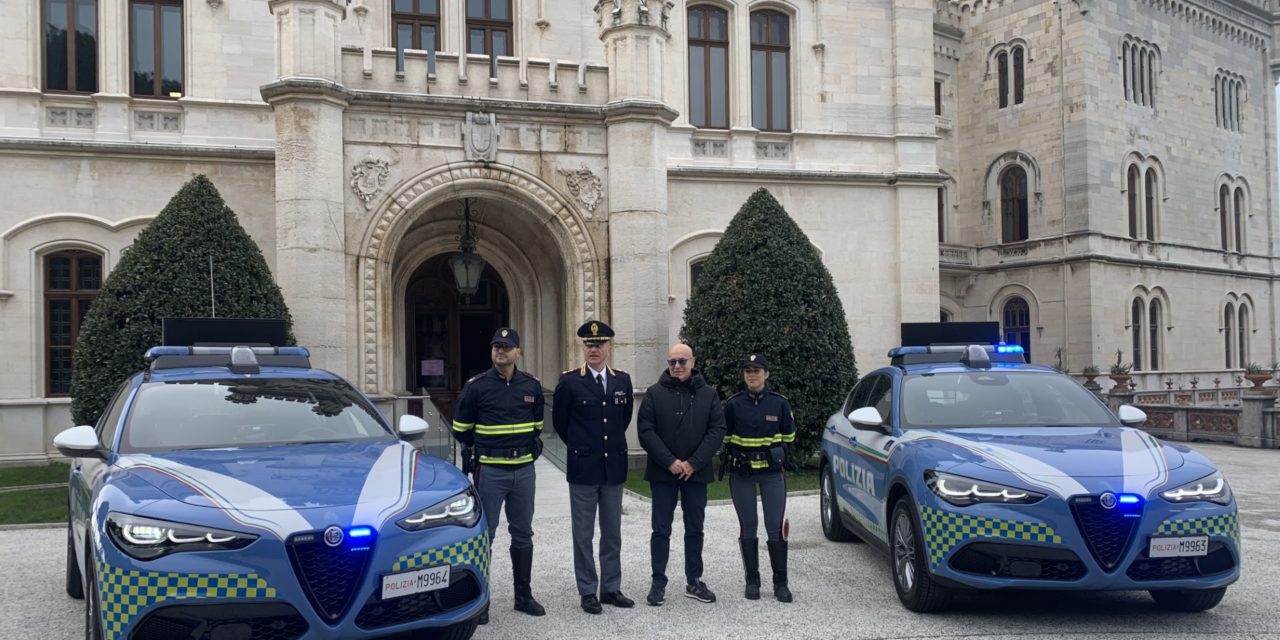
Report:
3,444,1278,639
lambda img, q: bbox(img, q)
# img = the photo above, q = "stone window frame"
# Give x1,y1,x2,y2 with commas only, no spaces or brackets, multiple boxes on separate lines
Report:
129,0,184,99
1128,285,1171,372
43,0,99,94
1221,292,1254,369
391,0,442,53
987,39,1029,110
1214,69,1246,133
1121,35,1159,109
1215,174,1250,254
1121,151,1163,242
466,0,514,57
748,7,791,132
687,3,732,130
43,247,103,396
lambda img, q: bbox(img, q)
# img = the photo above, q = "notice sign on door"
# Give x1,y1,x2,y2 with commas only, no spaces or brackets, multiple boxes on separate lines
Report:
421,359,445,376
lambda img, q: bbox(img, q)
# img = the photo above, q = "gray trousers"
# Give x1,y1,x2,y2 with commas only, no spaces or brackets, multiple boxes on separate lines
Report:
569,483,624,596
476,463,536,549
729,470,788,542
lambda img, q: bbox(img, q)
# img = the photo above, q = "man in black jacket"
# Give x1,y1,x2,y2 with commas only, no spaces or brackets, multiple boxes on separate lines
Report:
637,343,726,607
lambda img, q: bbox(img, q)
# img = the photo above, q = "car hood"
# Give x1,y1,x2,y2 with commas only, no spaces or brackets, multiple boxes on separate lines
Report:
120,440,437,514
905,426,1185,497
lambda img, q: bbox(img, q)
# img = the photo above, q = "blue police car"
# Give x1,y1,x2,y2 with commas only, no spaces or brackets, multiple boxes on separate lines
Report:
56,341,487,639
819,340,1239,613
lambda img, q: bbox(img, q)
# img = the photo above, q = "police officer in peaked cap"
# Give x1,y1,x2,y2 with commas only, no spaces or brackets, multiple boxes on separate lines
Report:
452,327,547,622
553,320,636,614
721,353,796,602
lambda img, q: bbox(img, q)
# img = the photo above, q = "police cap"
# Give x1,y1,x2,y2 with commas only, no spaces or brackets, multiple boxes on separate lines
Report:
576,320,614,344
742,353,769,370
491,327,520,348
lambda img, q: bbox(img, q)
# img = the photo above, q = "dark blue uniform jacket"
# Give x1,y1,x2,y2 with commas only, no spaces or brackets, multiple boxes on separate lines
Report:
723,387,796,470
553,365,634,485
451,366,544,467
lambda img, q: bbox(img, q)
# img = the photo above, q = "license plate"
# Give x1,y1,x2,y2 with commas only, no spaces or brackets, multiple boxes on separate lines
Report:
1149,536,1209,558
381,564,450,600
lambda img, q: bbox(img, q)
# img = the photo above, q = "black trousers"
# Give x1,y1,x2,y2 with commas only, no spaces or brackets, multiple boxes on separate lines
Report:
649,481,708,587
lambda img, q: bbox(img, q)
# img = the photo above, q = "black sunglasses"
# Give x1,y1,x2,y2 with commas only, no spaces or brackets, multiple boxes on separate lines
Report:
666,358,690,367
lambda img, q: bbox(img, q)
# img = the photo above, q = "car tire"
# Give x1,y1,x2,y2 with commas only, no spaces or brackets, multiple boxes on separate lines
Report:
820,464,859,542
65,523,84,599
1149,587,1227,612
84,542,102,640
890,497,952,613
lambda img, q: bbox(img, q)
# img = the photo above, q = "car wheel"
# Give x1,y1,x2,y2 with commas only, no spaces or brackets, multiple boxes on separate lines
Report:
890,498,951,613
1149,587,1227,612
65,523,84,599
820,464,859,542
84,541,102,640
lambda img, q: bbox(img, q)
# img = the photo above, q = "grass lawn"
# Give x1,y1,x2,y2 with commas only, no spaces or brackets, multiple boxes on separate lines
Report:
624,464,819,500
0,487,68,525
0,461,70,488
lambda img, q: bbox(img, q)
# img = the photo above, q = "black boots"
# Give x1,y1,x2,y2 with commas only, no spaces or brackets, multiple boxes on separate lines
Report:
740,538,761,600
767,540,793,603
511,545,546,616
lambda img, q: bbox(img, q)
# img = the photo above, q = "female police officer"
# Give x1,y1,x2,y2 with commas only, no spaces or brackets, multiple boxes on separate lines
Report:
722,354,795,602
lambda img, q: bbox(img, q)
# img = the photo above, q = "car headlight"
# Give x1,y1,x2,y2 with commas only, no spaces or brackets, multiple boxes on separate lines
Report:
397,489,481,531
1160,471,1233,506
925,471,1045,507
106,513,257,560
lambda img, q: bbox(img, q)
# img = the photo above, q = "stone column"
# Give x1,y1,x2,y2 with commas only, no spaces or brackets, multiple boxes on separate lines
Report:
261,0,350,375
1238,391,1274,448
595,0,678,388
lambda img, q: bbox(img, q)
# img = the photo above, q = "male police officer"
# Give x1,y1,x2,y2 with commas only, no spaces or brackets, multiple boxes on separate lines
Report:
553,320,635,614
722,354,795,602
452,327,547,622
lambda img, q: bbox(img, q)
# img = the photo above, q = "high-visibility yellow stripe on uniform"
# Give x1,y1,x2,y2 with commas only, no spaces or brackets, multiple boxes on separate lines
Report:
473,421,543,435
749,460,770,469
725,434,785,447
780,432,795,443
452,421,475,432
479,454,535,465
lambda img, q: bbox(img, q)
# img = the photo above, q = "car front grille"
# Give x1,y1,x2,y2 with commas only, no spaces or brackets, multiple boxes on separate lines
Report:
949,542,1087,581
1126,542,1236,581
355,570,483,630
1070,495,1141,571
287,529,375,622
131,602,308,640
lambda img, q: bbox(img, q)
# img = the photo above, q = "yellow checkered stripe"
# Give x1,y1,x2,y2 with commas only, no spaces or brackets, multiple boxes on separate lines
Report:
473,421,543,436
919,505,1062,570
1155,513,1240,546
96,560,276,640
724,433,793,447
389,532,491,580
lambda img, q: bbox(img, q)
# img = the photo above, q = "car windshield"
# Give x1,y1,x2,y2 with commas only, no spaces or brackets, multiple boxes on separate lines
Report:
901,370,1118,429
121,378,393,451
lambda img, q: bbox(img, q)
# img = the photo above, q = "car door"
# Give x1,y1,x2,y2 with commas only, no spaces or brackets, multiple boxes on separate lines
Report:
70,381,129,555
827,374,884,540
852,374,896,533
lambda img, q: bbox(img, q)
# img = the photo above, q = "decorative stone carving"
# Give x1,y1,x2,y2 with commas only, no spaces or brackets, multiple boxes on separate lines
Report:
558,166,604,216
463,112,500,162
350,154,392,209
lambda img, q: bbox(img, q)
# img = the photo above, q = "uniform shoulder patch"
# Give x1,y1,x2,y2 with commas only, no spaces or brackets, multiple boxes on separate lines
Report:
562,369,575,376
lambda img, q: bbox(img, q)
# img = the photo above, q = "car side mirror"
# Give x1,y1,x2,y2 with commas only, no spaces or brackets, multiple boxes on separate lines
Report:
53,425,104,459
1117,404,1147,428
398,414,429,438
847,407,886,432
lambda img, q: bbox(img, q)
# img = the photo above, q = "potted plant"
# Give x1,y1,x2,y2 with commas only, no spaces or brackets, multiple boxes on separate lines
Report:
1081,364,1100,383
1108,349,1132,388
1244,362,1270,390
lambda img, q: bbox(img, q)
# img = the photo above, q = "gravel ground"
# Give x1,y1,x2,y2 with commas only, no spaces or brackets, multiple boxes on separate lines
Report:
4,443,1279,640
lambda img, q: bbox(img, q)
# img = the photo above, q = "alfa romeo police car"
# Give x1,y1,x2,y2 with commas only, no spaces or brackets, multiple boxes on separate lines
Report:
56,325,487,639
819,329,1239,613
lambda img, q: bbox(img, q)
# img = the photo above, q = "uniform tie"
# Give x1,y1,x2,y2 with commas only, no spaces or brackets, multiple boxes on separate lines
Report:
596,373,606,393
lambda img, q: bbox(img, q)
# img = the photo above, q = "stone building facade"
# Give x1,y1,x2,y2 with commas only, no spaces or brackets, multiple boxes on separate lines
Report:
0,0,1276,463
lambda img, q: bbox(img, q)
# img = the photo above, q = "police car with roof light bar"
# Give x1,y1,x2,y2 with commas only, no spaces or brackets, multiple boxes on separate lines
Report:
56,319,487,640
818,322,1240,613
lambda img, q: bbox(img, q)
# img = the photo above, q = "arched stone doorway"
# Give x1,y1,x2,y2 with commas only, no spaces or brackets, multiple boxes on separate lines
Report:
360,162,604,405
404,254,509,418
